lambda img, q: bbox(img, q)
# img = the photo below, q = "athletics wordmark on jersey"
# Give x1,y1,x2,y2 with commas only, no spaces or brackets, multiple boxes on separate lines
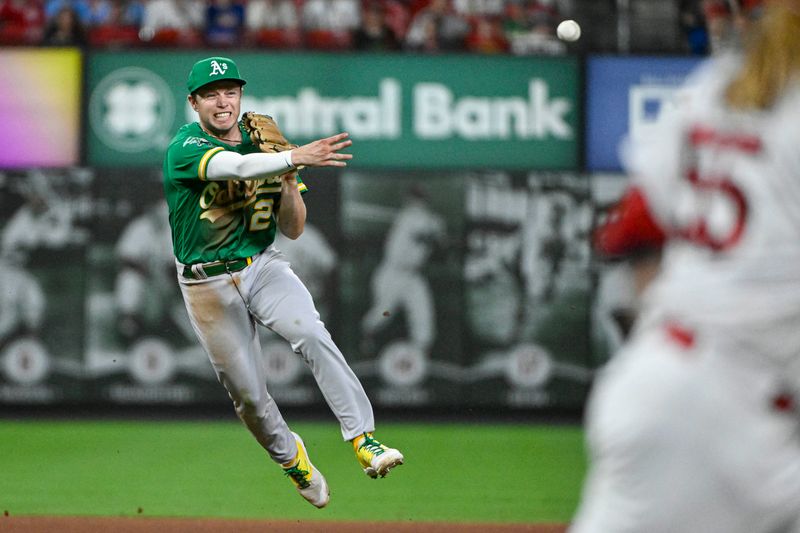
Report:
199,177,282,224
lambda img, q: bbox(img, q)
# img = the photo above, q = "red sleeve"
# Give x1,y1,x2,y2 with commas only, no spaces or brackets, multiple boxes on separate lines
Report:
594,186,666,258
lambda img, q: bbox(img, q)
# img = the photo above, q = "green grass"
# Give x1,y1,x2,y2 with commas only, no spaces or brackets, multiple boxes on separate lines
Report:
0,420,586,523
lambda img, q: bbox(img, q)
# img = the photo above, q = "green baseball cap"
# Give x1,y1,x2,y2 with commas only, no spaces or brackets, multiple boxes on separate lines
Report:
186,56,247,94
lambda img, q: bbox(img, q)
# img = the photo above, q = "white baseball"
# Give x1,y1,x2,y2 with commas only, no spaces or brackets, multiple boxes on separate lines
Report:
557,19,581,42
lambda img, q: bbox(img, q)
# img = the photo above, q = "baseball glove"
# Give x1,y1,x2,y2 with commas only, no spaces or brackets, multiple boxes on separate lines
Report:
241,111,296,153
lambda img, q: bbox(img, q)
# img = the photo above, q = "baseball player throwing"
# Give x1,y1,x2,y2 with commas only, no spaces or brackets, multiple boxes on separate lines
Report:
570,2,800,532
163,57,403,509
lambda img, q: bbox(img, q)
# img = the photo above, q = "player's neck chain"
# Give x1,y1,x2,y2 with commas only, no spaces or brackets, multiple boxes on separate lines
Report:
203,127,241,145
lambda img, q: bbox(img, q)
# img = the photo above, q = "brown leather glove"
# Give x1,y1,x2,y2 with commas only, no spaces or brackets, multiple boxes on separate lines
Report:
241,111,296,153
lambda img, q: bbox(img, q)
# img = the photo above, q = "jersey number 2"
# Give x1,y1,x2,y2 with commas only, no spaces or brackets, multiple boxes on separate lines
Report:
250,199,274,231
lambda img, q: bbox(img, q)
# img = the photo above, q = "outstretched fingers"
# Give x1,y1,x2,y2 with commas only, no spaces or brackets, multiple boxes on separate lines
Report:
323,132,352,166
296,132,354,167
330,139,353,151
321,153,352,167
325,132,350,144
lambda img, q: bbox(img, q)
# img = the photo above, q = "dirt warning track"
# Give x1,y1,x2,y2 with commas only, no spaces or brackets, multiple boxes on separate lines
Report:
1,516,568,532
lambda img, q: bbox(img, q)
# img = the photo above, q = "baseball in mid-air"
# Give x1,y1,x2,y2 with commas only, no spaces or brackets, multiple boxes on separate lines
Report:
556,19,581,42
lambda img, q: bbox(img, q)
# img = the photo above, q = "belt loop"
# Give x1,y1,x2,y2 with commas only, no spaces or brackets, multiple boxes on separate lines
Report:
191,263,208,280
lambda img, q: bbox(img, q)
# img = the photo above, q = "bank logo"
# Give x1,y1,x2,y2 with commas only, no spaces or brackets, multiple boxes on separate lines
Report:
628,84,679,142
89,67,175,153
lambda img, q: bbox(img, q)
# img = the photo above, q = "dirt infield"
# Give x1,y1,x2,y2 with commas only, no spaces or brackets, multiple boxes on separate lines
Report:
1,516,568,532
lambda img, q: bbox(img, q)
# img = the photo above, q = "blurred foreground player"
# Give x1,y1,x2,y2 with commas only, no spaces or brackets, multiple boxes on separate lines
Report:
163,57,403,509
570,1,800,532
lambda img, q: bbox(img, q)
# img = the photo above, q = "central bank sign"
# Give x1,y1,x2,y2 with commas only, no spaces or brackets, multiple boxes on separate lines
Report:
215,78,572,141
88,53,579,169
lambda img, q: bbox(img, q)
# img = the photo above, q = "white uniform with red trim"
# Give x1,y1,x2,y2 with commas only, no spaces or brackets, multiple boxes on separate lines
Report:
570,54,800,533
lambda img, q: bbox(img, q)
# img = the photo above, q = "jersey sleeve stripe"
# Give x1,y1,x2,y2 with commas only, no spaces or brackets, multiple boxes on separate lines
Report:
198,147,225,181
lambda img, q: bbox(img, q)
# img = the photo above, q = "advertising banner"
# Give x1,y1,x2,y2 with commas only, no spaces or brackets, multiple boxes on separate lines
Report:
462,172,593,409
337,169,595,409
0,167,600,410
86,52,580,170
585,56,702,172
338,170,467,407
0,170,89,402
83,169,230,405
0,49,81,168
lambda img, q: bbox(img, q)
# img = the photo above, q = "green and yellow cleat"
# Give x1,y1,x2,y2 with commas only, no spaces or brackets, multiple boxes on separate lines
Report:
352,432,404,479
282,432,330,508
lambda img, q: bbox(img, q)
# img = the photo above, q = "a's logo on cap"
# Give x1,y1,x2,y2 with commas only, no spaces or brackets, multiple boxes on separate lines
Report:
209,60,228,76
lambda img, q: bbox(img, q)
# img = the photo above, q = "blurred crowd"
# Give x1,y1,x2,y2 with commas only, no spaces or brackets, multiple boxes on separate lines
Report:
679,0,764,55
0,0,751,55
0,0,574,54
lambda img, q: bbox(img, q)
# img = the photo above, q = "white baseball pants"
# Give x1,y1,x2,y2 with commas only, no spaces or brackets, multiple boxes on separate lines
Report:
178,246,375,464
570,323,800,533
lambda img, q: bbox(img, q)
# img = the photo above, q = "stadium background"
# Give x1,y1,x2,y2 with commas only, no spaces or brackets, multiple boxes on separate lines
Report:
0,0,717,529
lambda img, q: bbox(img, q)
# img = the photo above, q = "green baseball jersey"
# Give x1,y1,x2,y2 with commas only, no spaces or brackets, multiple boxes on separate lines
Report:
163,122,307,265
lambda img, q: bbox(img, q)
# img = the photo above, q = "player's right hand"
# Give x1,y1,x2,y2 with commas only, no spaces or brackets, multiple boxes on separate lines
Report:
292,133,353,168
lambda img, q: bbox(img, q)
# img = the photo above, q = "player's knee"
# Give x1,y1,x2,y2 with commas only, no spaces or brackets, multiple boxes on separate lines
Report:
280,319,330,350
233,389,267,422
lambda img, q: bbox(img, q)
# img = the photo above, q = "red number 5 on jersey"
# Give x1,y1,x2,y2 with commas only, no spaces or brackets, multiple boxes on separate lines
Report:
675,169,748,252
673,126,760,252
